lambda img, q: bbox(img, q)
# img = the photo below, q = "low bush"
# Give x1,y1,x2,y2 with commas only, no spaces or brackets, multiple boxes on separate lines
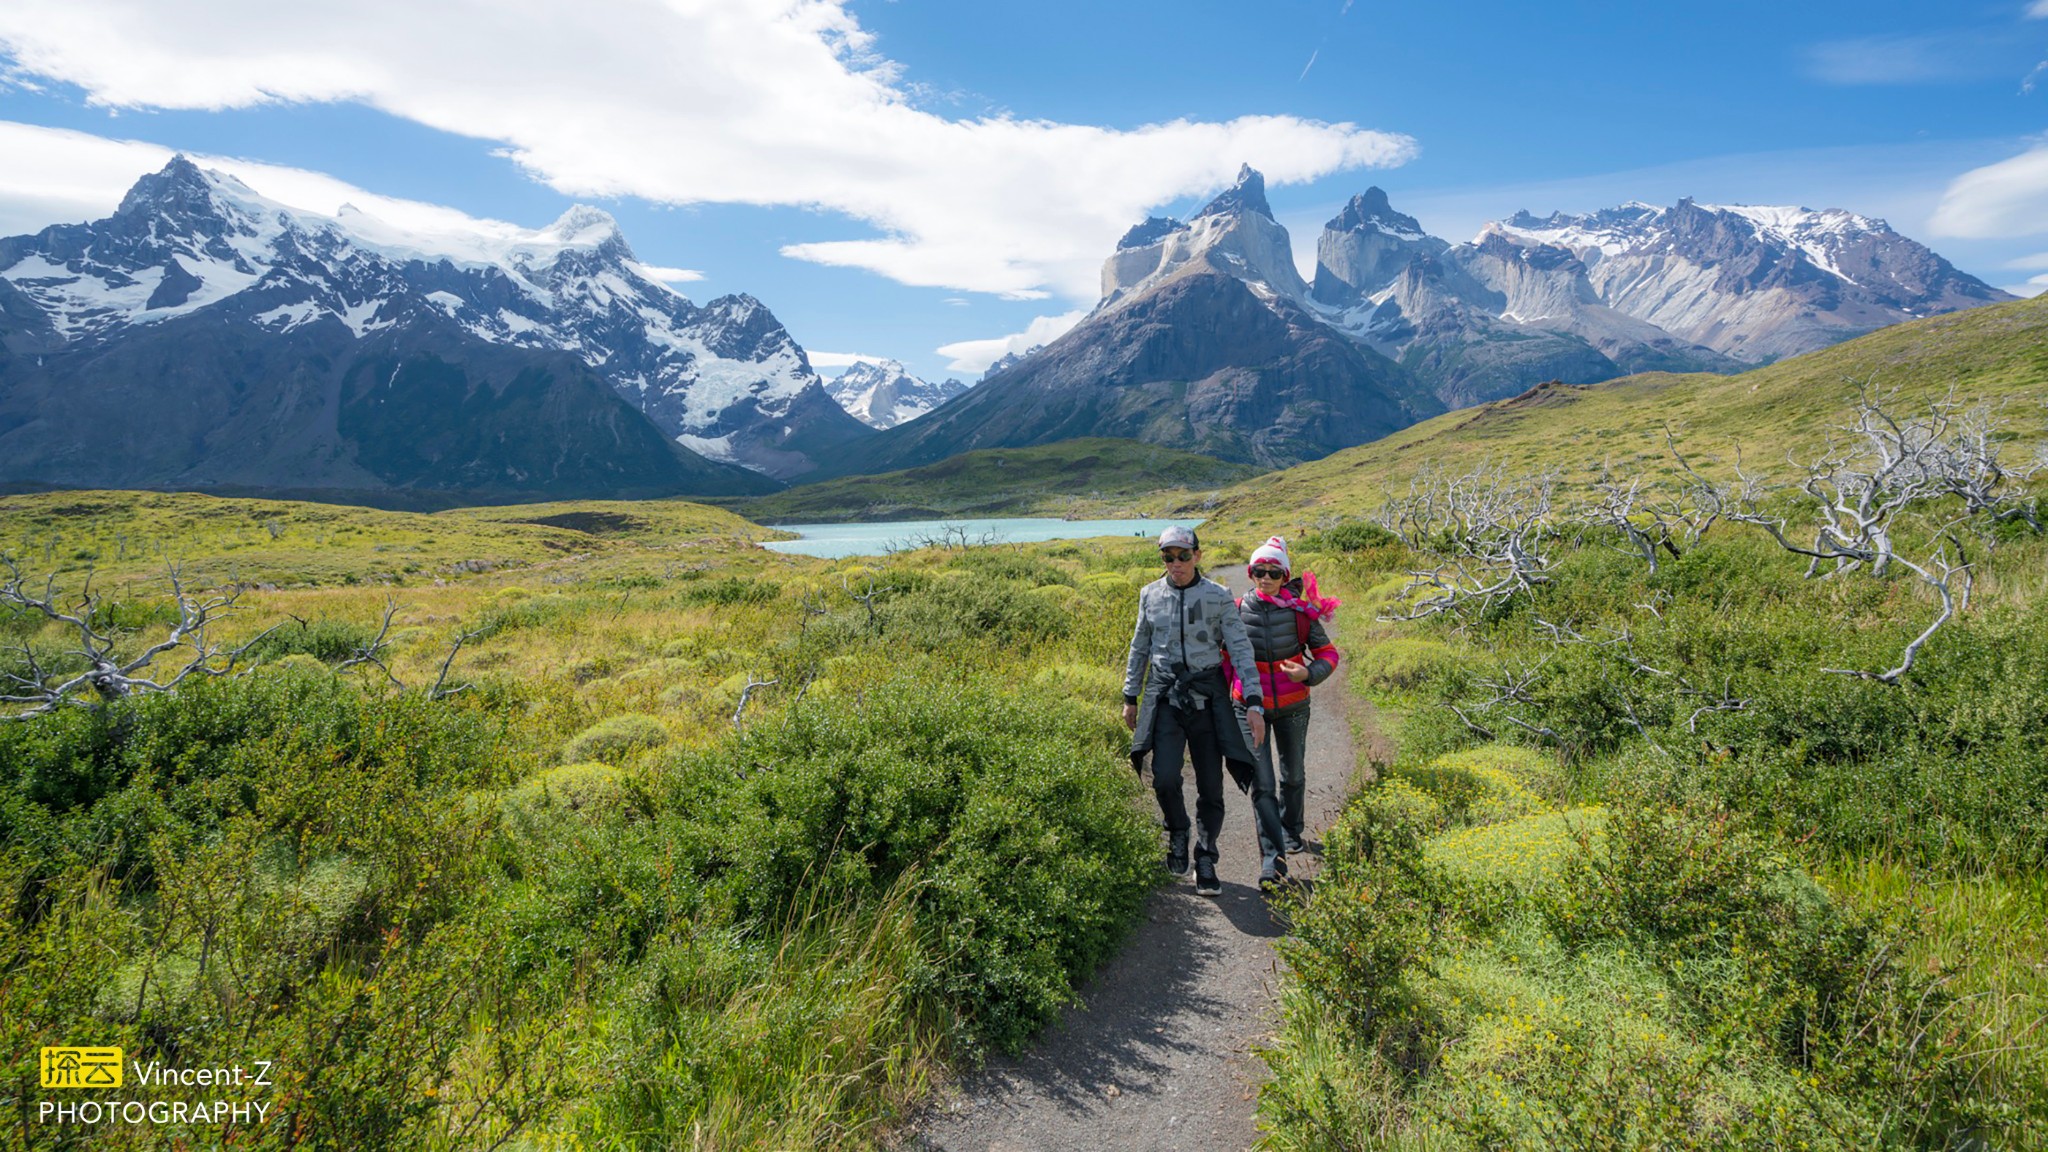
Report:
560,712,669,763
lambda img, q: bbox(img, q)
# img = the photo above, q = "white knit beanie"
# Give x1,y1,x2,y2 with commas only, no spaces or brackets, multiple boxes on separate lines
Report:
1247,535,1290,575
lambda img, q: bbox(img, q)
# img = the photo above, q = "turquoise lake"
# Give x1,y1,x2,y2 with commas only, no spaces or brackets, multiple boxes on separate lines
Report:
760,517,1196,559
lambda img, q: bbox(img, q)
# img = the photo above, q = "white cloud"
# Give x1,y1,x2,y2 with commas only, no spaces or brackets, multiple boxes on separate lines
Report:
806,350,890,369
2030,0,2048,18
1932,143,2048,238
631,263,705,283
936,310,1086,373
0,0,1414,301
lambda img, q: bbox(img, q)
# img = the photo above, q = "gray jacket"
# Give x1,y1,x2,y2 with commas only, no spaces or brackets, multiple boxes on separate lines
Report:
1123,573,1263,709
1123,574,1265,768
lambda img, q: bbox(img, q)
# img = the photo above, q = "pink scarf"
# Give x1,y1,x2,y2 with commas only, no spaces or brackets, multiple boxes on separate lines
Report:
1253,571,1340,621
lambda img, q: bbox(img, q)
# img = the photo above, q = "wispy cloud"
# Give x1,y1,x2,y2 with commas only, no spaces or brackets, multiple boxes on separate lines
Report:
0,0,1416,302
936,310,1085,373
632,263,704,283
2029,0,2048,18
1805,29,2017,86
1932,141,2048,238
1299,47,1319,82
806,350,890,369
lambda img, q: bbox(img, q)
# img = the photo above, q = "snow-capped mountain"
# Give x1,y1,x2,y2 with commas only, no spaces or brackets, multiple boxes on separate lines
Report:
1490,199,2014,362
1309,192,1743,407
825,360,969,429
0,156,870,480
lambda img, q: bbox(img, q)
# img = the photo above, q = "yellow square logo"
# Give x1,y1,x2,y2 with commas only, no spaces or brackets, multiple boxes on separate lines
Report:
40,1047,123,1089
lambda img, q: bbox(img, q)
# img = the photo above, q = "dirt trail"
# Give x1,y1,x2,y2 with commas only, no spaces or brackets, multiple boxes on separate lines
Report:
910,576,1384,1152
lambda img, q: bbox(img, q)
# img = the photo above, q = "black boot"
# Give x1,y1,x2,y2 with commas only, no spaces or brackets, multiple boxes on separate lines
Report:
1165,830,1190,877
1194,857,1221,897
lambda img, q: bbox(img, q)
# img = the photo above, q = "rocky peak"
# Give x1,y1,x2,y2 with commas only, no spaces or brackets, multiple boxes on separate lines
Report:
1119,217,1188,251
113,155,220,220
1195,164,1272,221
1330,187,1425,239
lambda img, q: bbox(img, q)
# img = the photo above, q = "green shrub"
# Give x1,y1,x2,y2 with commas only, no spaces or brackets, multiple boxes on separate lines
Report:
560,712,669,763
682,575,782,606
646,672,1153,1052
885,576,1071,649
243,616,379,664
1350,637,1465,693
1297,521,1401,554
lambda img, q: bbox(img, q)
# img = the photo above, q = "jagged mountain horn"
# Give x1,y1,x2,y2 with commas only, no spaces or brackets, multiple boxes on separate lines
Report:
1312,187,1448,305
1101,163,1309,308
821,164,1443,478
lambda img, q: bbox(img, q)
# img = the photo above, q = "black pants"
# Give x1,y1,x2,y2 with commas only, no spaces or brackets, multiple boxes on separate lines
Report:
1152,702,1224,864
1255,705,1312,855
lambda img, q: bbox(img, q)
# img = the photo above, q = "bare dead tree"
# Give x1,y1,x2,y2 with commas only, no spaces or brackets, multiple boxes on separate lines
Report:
1577,448,1721,574
427,626,489,700
1443,656,1560,744
796,589,830,638
0,559,282,719
335,596,405,688
1930,399,2046,531
1682,382,2038,684
842,571,896,634
1374,462,1560,621
732,674,778,729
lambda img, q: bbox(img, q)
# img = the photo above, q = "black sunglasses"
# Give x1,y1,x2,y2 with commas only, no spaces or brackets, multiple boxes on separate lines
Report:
1250,566,1287,579
1160,549,1195,563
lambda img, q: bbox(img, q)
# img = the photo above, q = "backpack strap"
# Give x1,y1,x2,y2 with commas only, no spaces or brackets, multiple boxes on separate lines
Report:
1296,608,1311,654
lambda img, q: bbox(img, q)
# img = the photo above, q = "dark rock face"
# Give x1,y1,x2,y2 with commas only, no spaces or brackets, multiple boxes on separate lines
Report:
824,270,1441,476
0,304,774,507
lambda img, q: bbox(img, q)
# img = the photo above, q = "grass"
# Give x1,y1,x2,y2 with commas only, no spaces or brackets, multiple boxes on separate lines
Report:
725,437,1256,523
0,490,787,588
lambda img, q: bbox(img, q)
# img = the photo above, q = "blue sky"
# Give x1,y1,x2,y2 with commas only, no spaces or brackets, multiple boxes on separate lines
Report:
3,0,2045,383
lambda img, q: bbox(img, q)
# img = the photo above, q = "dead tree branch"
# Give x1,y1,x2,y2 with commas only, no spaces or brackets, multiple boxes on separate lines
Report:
1374,462,1561,621
732,675,778,729
0,560,280,718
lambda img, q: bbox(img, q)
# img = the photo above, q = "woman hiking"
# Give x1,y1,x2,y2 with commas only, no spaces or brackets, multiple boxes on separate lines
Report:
1232,536,1340,870
1122,526,1274,896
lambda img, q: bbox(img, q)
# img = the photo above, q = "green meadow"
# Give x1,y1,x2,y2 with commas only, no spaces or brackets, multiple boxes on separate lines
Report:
3,291,2045,1149
1,491,1191,1148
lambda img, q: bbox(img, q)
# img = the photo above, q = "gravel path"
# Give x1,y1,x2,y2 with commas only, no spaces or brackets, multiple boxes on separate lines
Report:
910,577,1385,1152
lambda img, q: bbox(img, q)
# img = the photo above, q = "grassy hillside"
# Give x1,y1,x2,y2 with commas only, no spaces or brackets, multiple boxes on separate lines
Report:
1246,295,2048,1146
729,437,1258,523
1205,292,2048,536
0,490,788,588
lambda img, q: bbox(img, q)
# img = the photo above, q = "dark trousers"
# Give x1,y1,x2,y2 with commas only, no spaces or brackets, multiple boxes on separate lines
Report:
1248,746,1289,870
1255,706,1312,855
1152,703,1225,863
